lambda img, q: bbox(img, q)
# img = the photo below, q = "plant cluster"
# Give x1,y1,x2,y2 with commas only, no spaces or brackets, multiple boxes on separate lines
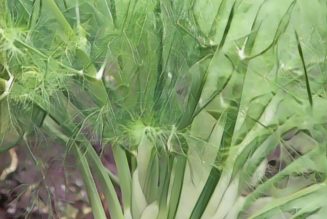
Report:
1,0,327,218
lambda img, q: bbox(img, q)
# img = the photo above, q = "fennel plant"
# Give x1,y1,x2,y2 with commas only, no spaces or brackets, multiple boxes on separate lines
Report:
1,0,327,218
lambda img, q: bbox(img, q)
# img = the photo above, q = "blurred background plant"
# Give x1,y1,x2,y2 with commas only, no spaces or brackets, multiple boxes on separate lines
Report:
1,0,327,218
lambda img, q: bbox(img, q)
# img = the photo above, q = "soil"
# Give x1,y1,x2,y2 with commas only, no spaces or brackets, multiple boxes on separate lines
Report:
0,139,117,219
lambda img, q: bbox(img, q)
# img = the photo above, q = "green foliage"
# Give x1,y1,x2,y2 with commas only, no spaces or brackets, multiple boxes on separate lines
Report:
1,0,327,218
